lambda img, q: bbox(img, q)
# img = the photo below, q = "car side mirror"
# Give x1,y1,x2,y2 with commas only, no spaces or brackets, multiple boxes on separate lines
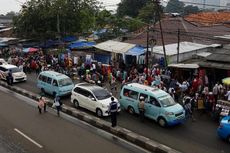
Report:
91,97,96,101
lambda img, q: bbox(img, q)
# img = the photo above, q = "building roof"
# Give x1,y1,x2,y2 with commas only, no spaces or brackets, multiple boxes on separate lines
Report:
94,40,136,54
124,16,230,46
185,12,230,26
151,41,219,56
206,48,230,63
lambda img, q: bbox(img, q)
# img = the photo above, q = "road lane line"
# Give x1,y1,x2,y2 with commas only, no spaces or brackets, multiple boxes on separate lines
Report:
14,128,43,148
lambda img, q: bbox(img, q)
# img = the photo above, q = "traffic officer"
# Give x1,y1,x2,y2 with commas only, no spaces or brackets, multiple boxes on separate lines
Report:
108,97,118,127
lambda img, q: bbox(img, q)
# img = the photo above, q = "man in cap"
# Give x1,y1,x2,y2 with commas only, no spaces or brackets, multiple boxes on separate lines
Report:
138,96,145,122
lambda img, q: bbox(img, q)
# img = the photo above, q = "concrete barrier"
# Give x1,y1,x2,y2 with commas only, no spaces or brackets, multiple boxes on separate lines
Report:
0,81,181,153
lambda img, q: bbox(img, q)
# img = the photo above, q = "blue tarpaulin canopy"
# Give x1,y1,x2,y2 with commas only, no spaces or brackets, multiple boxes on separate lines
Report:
125,46,145,56
68,41,96,50
63,36,77,42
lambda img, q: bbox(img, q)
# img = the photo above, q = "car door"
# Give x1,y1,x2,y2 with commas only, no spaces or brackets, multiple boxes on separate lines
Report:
146,96,162,120
46,77,53,94
72,87,85,107
51,79,59,95
80,89,93,111
87,92,97,112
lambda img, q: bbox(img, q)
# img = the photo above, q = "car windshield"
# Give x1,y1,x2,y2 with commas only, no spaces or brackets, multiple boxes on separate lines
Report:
10,67,21,73
58,78,73,86
159,96,176,107
92,88,111,100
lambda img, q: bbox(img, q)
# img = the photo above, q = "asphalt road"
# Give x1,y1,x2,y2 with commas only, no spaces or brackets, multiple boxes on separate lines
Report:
11,73,230,153
0,86,150,153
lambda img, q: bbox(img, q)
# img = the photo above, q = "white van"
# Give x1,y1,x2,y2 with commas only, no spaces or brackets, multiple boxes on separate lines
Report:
0,64,27,83
71,83,120,117
120,83,185,127
37,71,74,97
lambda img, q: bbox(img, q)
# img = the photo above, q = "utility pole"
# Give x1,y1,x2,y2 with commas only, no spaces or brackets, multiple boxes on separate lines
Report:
155,0,167,67
177,29,180,63
146,25,149,79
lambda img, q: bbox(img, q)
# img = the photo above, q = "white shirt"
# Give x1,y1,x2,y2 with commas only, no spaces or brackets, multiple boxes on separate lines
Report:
225,91,230,101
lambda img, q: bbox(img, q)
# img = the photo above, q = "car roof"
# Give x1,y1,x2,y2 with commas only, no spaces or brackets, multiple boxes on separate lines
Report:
123,83,168,98
40,71,69,79
75,83,105,92
0,64,17,69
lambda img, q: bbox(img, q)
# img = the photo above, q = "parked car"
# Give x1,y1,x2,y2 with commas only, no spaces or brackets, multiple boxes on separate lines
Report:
217,116,230,143
71,83,120,117
119,83,185,127
0,64,27,83
37,71,74,97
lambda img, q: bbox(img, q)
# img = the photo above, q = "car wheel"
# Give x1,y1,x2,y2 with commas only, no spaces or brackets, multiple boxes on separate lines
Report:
96,109,103,117
73,100,79,108
158,117,167,127
127,106,135,115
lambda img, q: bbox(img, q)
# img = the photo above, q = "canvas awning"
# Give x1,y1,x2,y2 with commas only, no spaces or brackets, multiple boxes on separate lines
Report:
168,63,199,69
94,40,136,54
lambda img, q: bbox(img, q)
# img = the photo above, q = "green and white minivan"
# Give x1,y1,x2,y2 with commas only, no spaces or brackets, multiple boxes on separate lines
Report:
120,83,185,127
37,71,74,97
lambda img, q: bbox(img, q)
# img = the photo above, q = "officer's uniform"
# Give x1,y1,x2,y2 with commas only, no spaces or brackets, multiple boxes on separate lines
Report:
109,99,118,127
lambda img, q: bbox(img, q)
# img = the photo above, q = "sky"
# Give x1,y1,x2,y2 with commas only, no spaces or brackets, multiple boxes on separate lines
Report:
0,0,121,15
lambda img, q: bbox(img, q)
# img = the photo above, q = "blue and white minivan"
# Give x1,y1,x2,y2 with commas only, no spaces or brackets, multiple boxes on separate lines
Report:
37,71,74,96
120,83,185,127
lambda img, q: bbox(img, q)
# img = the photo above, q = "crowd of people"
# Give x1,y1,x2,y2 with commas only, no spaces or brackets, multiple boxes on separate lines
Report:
1,46,230,121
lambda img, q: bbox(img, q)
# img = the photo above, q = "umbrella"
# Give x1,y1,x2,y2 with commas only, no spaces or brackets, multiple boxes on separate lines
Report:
222,77,230,85
23,47,39,53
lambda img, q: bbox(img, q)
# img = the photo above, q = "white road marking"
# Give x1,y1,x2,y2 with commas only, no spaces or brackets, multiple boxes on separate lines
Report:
14,128,43,148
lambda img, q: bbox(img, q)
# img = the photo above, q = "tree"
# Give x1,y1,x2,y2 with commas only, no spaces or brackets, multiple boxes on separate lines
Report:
165,0,185,14
184,5,200,15
138,1,158,24
117,0,148,18
13,0,100,40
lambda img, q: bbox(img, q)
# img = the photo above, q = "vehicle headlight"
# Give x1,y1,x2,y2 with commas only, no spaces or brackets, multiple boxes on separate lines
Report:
165,112,174,116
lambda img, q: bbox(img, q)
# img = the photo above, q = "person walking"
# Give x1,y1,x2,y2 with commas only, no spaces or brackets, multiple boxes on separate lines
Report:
53,96,62,116
38,96,45,114
138,96,145,122
108,97,118,127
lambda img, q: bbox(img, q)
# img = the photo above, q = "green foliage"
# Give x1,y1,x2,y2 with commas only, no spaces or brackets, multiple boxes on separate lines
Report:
165,0,185,13
117,0,149,18
138,2,158,24
13,0,100,40
184,5,200,15
165,0,200,15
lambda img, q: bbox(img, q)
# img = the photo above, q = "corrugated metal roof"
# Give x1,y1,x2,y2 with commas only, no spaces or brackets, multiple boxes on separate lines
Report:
199,61,230,70
94,40,136,54
168,63,199,69
152,42,218,56
206,49,230,63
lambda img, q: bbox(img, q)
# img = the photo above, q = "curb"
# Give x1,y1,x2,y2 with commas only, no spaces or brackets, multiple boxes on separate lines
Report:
0,81,182,153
